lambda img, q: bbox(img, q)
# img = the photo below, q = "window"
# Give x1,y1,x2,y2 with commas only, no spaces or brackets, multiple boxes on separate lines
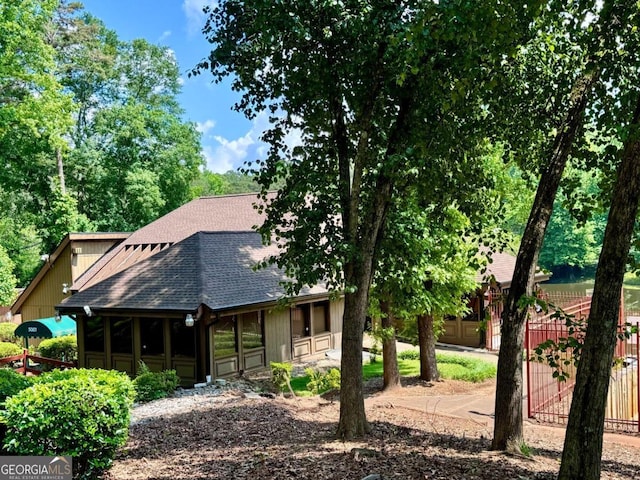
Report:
140,318,164,356
313,302,330,333
214,315,237,357
292,305,310,338
110,318,133,354
85,316,104,352
241,312,264,350
170,319,195,357
463,296,481,322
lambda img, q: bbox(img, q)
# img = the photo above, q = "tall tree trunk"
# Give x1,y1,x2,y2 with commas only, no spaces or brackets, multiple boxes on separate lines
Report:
381,301,401,390
558,97,640,480
418,314,439,381
56,148,66,194
337,286,371,439
491,72,597,452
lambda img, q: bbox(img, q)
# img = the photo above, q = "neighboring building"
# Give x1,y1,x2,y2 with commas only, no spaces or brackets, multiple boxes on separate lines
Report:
440,250,550,349
57,194,344,386
9,233,130,324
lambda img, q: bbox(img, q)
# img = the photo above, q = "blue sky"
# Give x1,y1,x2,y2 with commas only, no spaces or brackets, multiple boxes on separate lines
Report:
81,0,267,173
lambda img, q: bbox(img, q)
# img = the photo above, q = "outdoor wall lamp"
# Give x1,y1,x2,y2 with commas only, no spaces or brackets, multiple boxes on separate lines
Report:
62,283,70,294
54,311,62,323
185,313,195,327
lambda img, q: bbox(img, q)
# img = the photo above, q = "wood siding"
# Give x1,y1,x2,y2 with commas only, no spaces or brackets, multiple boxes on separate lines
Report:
330,297,344,347
20,245,73,321
264,307,291,363
70,240,121,282
18,238,122,321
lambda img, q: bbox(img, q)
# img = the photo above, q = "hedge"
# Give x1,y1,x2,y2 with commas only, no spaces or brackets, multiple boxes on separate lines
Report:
0,323,19,345
4,369,135,479
0,342,22,359
38,335,77,362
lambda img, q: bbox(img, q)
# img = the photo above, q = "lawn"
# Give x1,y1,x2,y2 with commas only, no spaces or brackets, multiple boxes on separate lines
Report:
289,352,496,396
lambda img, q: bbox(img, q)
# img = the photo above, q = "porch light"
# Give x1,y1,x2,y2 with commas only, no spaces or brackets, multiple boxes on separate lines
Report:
185,313,195,327
62,283,70,294
54,311,62,323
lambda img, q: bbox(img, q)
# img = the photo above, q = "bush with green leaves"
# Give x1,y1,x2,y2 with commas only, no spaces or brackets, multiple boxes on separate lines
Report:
270,362,293,393
0,323,19,345
37,335,77,362
0,368,33,403
304,367,340,395
3,369,135,479
133,362,180,403
0,342,22,359
397,349,420,360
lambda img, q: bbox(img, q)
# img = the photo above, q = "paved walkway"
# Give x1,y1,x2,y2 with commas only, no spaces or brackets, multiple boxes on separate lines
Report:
352,336,640,449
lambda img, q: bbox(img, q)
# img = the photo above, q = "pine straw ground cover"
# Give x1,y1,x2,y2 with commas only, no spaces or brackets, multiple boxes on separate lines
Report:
104,377,640,480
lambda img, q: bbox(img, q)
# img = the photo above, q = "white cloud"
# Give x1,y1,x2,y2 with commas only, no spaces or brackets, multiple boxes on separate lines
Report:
202,110,303,174
183,0,216,36
196,119,216,135
158,30,172,43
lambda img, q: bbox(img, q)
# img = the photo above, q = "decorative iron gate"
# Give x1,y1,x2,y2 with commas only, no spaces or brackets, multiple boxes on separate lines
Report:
526,300,640,433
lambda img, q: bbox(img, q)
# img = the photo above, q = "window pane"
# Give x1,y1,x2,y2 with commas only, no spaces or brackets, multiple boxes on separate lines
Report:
85,316,104,352
292,305,310,338
241,312,263,350
214,316,237,357
313,303,329,333
111,318,132,354
171,319,195,357
140,318,164,356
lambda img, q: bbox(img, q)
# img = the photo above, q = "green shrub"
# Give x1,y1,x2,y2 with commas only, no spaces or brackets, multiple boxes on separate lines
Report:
133,365,180,403
0,368,33,403
398,349,420,360
304,367,340,395
270,362,293,393
4,369,135,479
0,342,22,359
37,335,77,362
0,323,19,345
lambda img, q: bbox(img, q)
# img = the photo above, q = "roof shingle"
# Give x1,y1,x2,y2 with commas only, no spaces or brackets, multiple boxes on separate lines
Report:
58,232,324,314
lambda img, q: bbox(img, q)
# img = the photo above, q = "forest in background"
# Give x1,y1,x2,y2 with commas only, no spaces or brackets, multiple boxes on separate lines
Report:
0,0,607,303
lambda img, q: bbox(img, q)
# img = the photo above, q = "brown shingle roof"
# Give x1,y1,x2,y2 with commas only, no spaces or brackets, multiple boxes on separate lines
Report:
73,193,269,291
476,250,549,287
58,232,325,314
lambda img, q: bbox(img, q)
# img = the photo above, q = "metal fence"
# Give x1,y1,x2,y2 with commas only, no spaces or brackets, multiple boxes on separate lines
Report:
526,301,640,433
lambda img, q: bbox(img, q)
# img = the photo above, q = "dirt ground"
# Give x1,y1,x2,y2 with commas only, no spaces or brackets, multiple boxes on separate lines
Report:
104,379,640,480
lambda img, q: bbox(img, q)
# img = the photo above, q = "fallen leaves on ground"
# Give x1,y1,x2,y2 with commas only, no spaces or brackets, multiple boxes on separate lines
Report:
104,380,640,480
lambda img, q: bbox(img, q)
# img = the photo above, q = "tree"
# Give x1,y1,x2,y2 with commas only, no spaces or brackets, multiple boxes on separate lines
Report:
490,0,630,451
0,0,74,219
0,245,18,306
558,92,640,479
61,37,204,231
198,0,540,439
371,198,481,385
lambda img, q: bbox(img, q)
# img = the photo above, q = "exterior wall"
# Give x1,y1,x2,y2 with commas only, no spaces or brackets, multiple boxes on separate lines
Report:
440,318,483,347
330,297,344,347
20,245,73,321
264,307,292,364
17,237,123,322
76,296,345,385
78,314,201,387
69,240,120,282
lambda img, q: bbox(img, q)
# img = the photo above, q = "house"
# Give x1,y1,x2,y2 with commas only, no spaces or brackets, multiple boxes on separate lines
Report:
440,250,550,349
56,194,344,386
8,233,130,344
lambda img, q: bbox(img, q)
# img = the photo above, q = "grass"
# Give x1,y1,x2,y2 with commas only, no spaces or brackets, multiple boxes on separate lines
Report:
289,352,496,396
